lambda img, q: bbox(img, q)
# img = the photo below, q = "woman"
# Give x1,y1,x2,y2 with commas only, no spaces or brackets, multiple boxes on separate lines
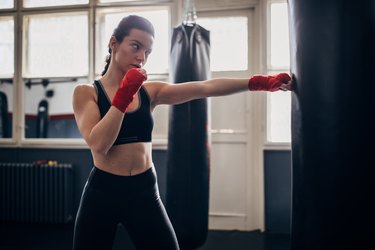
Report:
72,15,292,250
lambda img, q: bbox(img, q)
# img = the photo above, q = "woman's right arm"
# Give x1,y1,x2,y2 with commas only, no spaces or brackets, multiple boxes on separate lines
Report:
72,84,124,155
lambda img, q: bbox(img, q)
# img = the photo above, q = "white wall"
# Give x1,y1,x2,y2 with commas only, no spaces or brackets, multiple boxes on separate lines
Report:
23,79,86,115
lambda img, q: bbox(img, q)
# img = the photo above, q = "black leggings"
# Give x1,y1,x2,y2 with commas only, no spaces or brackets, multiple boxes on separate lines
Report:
73,166,179,250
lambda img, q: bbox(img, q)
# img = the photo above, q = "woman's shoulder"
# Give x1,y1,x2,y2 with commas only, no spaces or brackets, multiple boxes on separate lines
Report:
73,83,97,102
74,83,95,94
143,81,170,94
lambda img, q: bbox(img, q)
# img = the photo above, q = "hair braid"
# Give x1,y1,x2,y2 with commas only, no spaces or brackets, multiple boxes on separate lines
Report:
101,48,112,76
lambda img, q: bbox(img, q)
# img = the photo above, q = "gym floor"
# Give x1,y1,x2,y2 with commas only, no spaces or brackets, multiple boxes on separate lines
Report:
0,222,290,250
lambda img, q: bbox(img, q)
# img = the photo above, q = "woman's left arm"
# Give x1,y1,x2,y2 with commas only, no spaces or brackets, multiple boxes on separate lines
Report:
147,74,292,107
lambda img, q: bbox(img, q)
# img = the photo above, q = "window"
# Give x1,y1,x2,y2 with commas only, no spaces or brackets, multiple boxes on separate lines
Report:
99,0,138,3
22,12,88,139
269,3,290,69
23,0,88,8
23,12,89,78
266,1,291,143
198,16,248,72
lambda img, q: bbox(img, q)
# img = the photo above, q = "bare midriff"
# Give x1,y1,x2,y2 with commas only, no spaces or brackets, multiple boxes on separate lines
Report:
92,142,153,176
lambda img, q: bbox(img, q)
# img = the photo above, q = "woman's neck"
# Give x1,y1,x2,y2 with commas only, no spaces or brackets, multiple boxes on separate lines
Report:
100,66,125,87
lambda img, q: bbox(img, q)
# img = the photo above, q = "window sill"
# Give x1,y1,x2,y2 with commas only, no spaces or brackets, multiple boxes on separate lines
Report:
263,142,291,151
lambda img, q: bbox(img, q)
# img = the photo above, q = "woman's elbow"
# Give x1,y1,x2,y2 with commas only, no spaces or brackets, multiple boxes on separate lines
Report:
87,138,110,156
92,146,109,156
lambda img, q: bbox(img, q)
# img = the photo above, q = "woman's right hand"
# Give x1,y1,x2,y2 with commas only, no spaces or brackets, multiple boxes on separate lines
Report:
112,68,147,113
135,68,148,81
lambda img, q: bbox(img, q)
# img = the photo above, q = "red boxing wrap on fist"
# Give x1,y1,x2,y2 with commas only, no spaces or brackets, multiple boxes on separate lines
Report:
112,68,147,113
248,73,291,92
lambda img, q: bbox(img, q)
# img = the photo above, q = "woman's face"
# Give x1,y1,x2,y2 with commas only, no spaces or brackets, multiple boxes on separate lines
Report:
112,28,154,73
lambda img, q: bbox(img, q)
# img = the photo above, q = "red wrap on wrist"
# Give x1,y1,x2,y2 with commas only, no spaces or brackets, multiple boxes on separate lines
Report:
248,73,291,92
112,68,147,113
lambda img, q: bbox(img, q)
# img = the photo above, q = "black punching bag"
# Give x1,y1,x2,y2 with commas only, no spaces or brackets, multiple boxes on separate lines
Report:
289,1,375,249
0,91,10,138
166,24,210,249
36,99,49,138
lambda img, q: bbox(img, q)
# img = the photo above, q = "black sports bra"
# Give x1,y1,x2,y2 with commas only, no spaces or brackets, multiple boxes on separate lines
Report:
94,80,153,145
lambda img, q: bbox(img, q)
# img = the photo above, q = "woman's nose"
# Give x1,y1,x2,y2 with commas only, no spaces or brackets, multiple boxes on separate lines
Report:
137,51,146,63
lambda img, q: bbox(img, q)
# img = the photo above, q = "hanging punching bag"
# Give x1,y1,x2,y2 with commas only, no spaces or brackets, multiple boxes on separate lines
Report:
36,99,49,138
166,23,210,249
0,91,10,138
289,0,375,249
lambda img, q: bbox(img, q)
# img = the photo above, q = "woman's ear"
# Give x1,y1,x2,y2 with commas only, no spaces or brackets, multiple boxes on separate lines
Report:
109,36,118,52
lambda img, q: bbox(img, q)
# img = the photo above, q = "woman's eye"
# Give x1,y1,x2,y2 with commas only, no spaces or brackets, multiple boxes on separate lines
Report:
132,44,140,50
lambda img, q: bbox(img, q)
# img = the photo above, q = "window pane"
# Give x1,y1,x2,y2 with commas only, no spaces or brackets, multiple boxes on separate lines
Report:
198,16,248,71
270,3,290,69
24,79,85,139
0,17,14,76
0,0,13,9
152,105,169,138
211,93,247,131
23,0,88,8
267,2,292,143
24,13,88,77
99,0,136,2
0,16,14,138
96,8,169,75
267,91,291,143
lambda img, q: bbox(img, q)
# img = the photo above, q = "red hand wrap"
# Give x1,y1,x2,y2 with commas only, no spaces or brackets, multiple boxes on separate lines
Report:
248,73,291,92
111,68,147,113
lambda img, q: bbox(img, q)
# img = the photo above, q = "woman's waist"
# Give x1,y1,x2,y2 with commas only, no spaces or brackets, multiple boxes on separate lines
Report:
87,165,158,194
93,142,153,176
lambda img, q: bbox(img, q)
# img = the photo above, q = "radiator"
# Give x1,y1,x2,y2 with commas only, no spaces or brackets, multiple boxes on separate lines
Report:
0,162,73,224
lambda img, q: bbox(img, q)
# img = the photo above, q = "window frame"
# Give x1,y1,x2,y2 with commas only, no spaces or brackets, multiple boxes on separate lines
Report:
19,9,90,145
